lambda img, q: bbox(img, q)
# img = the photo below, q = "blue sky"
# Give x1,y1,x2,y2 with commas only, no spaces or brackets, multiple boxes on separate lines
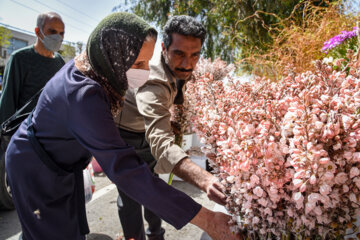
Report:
0,0,162,58
0,0,134,43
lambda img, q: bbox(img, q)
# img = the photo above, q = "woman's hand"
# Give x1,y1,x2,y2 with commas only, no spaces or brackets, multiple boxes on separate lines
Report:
190,207,243,240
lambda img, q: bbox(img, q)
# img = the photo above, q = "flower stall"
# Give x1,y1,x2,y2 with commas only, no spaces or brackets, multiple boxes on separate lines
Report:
173,40,360,238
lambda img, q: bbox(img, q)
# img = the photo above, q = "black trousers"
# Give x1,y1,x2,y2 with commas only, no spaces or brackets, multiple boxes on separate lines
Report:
117,128,164,240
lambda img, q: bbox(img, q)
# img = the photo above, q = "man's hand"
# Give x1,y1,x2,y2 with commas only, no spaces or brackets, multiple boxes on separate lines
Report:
172,157,227,205
190,207,243,240
205,176,227,205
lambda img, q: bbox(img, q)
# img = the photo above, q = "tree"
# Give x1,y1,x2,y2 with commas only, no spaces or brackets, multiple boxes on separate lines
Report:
76,41,84,55
0,26,12,48
58,42,76,62
113,0,340,63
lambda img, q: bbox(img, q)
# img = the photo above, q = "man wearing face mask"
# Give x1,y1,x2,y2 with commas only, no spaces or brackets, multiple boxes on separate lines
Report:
114,15,227,240
0,12,65,125
0,12,64,209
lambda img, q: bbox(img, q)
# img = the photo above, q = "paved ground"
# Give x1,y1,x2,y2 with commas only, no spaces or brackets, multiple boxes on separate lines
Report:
86,172,215,240
0,172,214,240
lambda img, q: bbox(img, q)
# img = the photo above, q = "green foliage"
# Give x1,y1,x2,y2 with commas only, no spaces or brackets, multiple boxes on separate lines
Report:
0,26,12,48
114,0,338,63
327,36,360,60
58,42,76,61
76,41,84,55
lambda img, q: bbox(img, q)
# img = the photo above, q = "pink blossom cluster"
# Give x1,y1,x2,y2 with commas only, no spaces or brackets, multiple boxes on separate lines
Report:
184,53,360,238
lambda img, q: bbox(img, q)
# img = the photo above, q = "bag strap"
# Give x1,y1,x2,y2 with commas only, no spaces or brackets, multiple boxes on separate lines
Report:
2,87,44,127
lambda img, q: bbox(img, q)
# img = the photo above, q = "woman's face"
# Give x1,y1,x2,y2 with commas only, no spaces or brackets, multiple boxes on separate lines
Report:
130,38,156,70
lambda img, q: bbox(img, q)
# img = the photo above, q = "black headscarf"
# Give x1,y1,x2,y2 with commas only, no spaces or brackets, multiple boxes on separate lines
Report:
76,12,157,115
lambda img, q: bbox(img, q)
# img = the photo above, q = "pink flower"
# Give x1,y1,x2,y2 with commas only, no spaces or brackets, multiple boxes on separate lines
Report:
299,183,307,192
185,56,360,237
320,113,328,122
308,193,322,204
320,184,332,195
294,170,306,179
353,152,360,162
293,192,304,204
253,186,264,197
218,122,227,135
333,142,342,150
242,124,255,137
305,202,315,214
350,167,360,178
353,177,360,189
319,157,330,164
309,175,317,184
227,127,235,136
293,179,303,189
313,206,322,216
323,172,335,181
324,162,337,173
293,126,304,136
334,172,348,184
315,121,324,130
252,216,260,224
344,151,353,160
239,160,250,171
264,207,272,216
287,208,294,217
342,115,353,131
226,175,235,183
258,198,268,207
250,174,260,187
349,193,357,202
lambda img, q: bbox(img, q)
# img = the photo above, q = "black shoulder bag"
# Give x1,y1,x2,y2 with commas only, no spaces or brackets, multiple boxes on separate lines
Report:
0,88,43,149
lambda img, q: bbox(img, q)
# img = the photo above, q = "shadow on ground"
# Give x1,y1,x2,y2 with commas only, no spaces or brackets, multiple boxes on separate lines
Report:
87,233,114,240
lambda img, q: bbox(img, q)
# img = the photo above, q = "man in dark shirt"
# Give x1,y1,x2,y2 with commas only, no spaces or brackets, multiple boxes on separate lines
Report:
0,12,65,210
0,12,65,124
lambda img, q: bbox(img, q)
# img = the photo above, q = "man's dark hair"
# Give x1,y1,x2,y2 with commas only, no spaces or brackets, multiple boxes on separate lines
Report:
163,15,206,50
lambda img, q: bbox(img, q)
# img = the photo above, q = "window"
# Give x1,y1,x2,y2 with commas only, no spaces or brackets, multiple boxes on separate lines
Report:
7,38,28,55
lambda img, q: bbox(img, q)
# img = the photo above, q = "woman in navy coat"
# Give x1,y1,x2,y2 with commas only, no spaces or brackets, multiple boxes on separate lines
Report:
5,12,240,240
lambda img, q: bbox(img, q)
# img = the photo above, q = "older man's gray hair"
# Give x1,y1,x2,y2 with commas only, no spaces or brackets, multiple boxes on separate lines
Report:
36,12,62,30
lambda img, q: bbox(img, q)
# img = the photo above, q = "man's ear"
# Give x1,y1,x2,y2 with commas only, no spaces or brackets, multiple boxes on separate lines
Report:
161,42,166,55
35,27,41,38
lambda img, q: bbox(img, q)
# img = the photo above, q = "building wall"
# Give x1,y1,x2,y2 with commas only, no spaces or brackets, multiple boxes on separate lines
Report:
0,28,36,68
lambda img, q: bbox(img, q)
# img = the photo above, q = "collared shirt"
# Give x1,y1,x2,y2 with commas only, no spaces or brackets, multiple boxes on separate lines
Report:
114,56,188,174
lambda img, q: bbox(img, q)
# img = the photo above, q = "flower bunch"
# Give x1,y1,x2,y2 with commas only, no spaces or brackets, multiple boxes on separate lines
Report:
184,54,360,239
170,58,235,137
322,27,360,54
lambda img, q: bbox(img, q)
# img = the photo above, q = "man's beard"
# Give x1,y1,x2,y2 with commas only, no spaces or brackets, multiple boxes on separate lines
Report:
163,52,193,80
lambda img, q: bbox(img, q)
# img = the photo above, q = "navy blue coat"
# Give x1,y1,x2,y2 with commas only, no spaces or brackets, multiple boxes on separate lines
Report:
5,60,201,240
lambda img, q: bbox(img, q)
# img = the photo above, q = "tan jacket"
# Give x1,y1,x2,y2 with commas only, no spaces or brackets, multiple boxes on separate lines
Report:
114,56,187,174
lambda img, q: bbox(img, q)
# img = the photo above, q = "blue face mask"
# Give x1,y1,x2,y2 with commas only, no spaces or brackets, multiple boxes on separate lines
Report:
39,29,63,52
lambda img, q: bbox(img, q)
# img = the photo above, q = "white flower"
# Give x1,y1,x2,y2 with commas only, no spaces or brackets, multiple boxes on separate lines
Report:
322,56,334,64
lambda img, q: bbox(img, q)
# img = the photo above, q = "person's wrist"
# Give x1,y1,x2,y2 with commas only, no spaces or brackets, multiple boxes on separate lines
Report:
190,207,212,231
203,174,216,192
